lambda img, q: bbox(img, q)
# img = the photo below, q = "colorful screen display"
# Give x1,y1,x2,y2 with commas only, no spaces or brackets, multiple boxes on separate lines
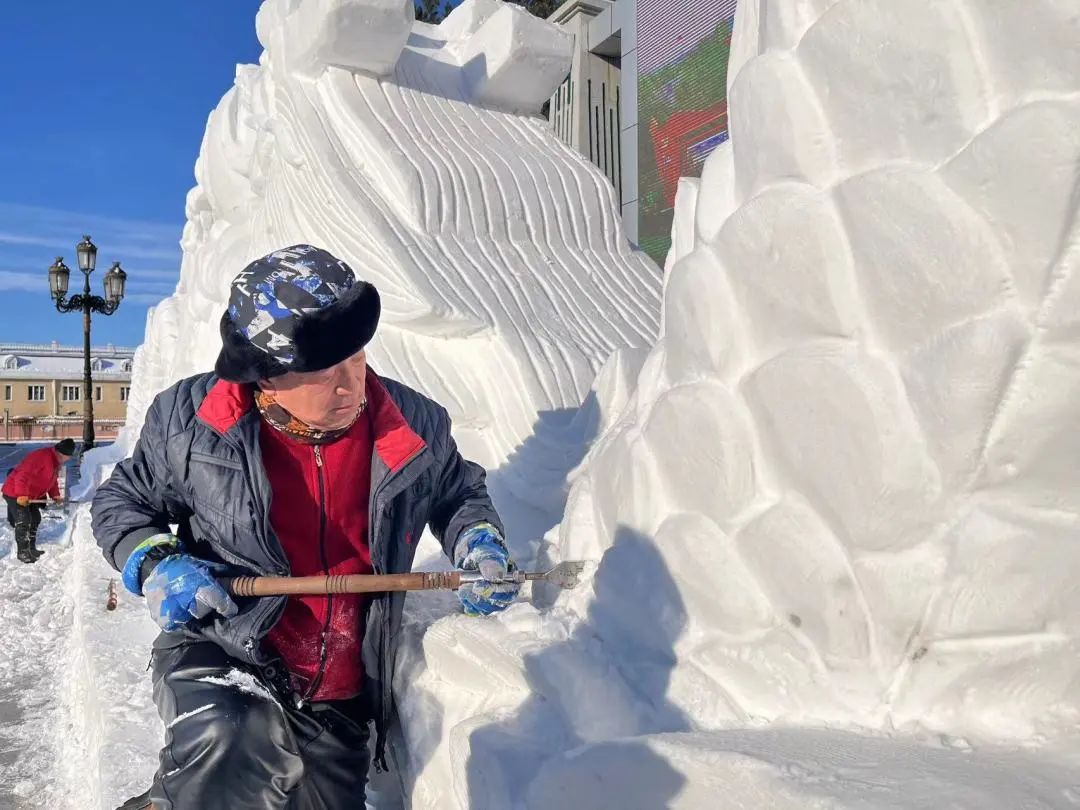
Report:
637,0,737,265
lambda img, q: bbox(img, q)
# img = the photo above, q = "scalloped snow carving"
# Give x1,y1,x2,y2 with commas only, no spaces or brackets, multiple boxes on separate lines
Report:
552,0,1080,744
391,3,1080,807
124,0,660,515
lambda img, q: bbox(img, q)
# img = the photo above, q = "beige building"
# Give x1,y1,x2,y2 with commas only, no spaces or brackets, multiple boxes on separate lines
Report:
1,342,134,440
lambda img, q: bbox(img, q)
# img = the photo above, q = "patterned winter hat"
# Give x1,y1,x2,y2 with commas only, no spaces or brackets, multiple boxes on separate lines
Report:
214,244,380,383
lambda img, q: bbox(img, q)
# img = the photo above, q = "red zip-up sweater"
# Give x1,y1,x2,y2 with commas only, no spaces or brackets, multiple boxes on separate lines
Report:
261,412,374,702
2,448,62,501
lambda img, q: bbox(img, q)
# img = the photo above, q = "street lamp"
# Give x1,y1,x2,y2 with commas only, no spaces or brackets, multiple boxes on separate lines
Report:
48,235,128,450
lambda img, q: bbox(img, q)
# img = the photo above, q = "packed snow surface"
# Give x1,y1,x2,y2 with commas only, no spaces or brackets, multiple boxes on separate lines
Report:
14,0,1080,807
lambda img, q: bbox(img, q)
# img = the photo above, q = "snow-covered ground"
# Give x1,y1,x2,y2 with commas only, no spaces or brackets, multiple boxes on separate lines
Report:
0,505,157,807
3,0,1080,807
0,507,74,809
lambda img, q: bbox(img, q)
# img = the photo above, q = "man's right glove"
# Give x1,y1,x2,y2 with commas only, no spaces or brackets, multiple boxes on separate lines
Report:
15,496,30,507
454,523,520,616
122,534,238,632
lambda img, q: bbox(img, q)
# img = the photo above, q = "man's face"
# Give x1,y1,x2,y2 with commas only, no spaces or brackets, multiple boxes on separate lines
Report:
260,348,367,430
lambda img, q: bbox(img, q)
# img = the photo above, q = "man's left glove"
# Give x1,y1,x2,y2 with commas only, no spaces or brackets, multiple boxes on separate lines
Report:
122,534,238,632
455,523,520,616
143,556,239,632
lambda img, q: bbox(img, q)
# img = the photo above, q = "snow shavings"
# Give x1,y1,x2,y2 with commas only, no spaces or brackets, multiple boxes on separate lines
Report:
167,703,217,730
197,671,277,703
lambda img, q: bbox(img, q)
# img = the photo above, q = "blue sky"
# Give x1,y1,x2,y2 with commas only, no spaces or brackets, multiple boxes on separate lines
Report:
0,2,264,347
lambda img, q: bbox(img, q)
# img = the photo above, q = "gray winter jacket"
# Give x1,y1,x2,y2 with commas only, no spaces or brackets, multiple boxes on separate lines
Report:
91,369,503,766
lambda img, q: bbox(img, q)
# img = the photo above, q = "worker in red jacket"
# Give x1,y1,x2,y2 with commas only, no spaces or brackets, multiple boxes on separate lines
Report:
2,438,74,563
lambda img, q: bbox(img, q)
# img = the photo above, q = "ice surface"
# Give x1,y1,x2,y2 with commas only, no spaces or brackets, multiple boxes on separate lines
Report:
51,0,1080,807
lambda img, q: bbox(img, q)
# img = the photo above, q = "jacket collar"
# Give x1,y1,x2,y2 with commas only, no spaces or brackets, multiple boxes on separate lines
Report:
196,367,426,473
364,370,427,473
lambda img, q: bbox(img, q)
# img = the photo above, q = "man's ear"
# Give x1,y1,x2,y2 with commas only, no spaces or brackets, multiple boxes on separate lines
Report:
257,378,276,394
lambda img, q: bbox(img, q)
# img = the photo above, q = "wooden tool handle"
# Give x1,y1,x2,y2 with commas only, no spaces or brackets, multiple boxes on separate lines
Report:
224,571,463,597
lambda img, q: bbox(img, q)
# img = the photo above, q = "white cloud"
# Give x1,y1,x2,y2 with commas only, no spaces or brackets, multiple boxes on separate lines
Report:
0,201,182,264
0,271,47,293
0,269,176,301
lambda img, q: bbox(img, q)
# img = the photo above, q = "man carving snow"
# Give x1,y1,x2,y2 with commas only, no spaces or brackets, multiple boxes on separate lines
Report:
2,437,73,563
92,244,518,810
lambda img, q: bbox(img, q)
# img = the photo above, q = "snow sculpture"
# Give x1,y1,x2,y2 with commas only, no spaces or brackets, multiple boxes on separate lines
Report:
558,0,1080,745
119,0,660,516
397,0,1080,807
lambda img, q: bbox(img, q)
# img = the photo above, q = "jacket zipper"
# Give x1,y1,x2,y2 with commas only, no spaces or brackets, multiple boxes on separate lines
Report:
369,443,428,772
299,444,332,705
202,418,285,575
368,443,427,571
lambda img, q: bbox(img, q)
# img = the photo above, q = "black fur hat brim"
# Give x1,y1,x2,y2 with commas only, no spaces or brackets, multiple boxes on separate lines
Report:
214,281,381,383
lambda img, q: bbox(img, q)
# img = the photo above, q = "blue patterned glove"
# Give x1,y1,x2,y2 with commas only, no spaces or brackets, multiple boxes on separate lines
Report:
121,533,181,595
455,523,520,616
142,555,239,632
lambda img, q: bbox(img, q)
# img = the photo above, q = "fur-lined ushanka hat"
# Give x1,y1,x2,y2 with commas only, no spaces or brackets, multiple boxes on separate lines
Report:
214,244,380,383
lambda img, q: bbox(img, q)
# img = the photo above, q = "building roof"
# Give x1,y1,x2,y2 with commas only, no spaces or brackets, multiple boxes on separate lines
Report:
0,342,135,382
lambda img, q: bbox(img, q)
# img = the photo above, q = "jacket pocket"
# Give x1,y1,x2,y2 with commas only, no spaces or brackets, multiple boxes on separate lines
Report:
190,451,243,471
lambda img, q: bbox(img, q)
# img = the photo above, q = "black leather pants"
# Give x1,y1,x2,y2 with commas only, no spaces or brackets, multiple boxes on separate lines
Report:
4,495,40,548
149,641,370,810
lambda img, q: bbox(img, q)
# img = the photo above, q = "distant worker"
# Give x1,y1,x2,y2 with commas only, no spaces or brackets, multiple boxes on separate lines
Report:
2,438,74,563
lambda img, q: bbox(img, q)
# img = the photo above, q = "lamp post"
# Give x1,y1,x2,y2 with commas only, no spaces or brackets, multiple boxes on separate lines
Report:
48,236,127,451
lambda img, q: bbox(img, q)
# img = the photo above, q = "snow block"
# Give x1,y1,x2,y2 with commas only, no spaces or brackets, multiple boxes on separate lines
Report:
586,427,665,540
276,0,414,78
931,506,1080,639
893,636,1080,741
943,101,1080,308
103,0,1080,798
457,4,574,114
587,515,771,667
735,496,872,668
662,244,740,382
835,169,1012,353
899,309,1031,491
641,381,758,525
659,513,774,642
895,507,1080,740
693,140,736,244
691,629,835,721
1041,253,1080,337
967,0,1080,104
744,344,942,552
760,0,842,51
715,184,860,358
724,0,760,95
980,339,1080,514
667,178,699,269
439,0,503,42
851,546,945,673
729,52,836,197
797,0,991,172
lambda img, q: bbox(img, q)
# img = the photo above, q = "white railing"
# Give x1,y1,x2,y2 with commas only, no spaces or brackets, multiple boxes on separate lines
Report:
0,343,136,355
1,416,125,443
